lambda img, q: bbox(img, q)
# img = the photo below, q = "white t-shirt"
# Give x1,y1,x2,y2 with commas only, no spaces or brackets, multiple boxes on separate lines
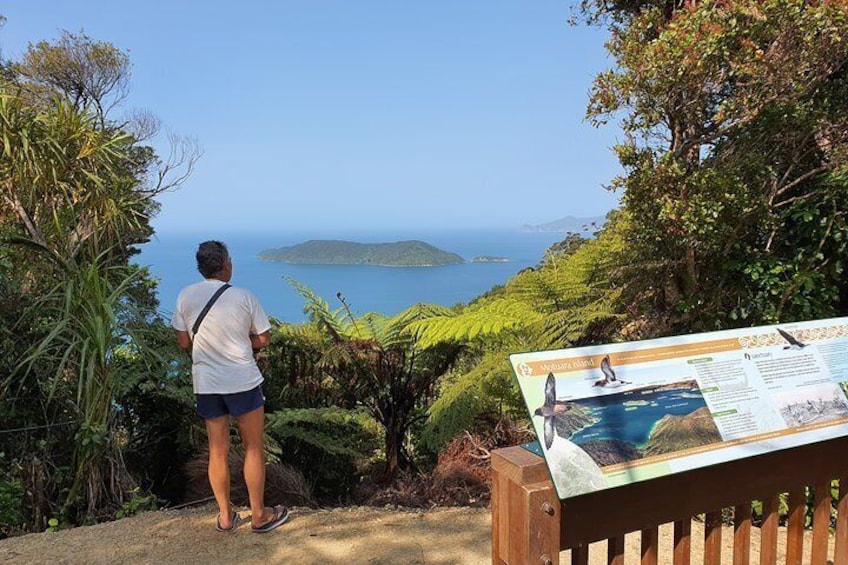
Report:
172,279,272,394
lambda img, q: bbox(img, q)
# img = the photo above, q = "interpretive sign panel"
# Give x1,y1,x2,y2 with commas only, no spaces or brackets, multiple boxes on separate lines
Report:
510,317,848,500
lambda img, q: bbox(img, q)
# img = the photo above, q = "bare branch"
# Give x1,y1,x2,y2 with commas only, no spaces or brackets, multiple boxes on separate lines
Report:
1,188,48,248
122,108,161,142
146,132,202,196
771,165,831,206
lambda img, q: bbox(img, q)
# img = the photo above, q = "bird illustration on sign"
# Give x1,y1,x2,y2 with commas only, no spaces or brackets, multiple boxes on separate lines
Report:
593,355,631,388
534,373,574,449
777,328,807,350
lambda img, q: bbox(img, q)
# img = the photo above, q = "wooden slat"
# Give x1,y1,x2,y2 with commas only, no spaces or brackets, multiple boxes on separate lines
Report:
704,510,722,564
527,481,560,565
559,436,848,547
492,466,503,565
641,527,658,565
733,502,751,565
607,535,625,565
506,478,530,565
836,476,848,565
785,486,806,565
811,479,832,565
673,519,691,565
759,494,780,565
570,544,589,565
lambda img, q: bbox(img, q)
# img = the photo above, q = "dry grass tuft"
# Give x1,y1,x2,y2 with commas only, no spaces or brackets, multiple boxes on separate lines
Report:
184,447,316,508
364,417,534,508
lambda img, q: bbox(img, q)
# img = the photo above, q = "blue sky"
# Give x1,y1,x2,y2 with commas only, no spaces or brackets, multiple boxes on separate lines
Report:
1,1,622,232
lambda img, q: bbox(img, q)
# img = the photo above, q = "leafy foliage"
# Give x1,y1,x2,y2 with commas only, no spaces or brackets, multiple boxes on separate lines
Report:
14,30,130,121
0,29,197,529
114,487,159,520
0,479,24,537
583,0,848,329
266,408,379,460
264,407,380,502
421,348,522,451
416,214,630,449
10,252,169,519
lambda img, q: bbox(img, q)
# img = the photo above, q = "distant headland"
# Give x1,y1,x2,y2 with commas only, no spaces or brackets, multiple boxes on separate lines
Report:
520,215,606,234
258,240,465,267
471,256,508,263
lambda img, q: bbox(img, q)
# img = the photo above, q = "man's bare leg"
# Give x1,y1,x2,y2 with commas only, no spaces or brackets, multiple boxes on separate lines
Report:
235,405,273,526
205,414,233,527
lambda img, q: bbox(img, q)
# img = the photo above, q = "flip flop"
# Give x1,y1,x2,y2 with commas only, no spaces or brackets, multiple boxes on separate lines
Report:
251,505,289,533
215,510,239,533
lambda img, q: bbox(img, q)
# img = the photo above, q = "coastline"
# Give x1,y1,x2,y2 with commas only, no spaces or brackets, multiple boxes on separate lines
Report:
137,229,565,323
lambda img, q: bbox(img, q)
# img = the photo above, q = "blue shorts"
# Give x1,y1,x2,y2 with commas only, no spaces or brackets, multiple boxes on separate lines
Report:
195,385,265,419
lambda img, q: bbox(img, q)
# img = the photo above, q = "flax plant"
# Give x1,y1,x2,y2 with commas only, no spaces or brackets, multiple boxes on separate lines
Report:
16,253,144,519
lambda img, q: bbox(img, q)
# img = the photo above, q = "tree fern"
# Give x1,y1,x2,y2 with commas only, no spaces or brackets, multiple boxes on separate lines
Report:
279,278,463,478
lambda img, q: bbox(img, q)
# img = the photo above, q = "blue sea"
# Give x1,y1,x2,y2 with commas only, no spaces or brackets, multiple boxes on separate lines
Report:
135,229,565,323
569,385,709,448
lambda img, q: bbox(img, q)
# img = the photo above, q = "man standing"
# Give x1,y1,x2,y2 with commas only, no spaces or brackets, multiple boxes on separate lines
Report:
172,240,288,533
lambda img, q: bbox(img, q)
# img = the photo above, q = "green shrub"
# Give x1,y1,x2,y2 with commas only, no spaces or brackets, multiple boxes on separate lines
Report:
0,479,25,535
115,487,159,519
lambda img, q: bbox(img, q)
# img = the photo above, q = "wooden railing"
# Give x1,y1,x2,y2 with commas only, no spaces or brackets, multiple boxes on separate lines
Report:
491,436,848,564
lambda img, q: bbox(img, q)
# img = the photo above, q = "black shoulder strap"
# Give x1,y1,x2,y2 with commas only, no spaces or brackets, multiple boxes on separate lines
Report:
191,283,231,336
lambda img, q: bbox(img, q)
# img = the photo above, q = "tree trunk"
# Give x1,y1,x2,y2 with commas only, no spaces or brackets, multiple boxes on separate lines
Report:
382,416,406,481
683,244,698,295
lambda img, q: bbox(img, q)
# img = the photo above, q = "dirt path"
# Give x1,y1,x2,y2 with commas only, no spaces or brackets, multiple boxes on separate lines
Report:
0,504,837,564
0,505,491,565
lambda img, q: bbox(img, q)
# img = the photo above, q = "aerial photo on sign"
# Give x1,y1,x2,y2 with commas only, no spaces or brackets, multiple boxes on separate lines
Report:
511,316,848,500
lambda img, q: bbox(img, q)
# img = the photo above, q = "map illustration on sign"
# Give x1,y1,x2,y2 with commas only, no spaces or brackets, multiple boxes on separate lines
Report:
510,317,848,500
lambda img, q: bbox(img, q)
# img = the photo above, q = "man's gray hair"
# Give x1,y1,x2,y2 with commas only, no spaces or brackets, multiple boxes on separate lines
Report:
196,240,229,278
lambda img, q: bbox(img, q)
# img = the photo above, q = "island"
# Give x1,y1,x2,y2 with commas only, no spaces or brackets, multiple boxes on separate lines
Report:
258,240,465,267
471,256,508,263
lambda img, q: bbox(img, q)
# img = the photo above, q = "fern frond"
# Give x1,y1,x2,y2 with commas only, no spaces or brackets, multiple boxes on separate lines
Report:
537,293,623,348
268,406,372,427
407,299,543,348
272,321,329,346
373,303,454,348
391,303,454,327
421,350,518,450
265,407,378,459
284,276,347,341
356,311,390,343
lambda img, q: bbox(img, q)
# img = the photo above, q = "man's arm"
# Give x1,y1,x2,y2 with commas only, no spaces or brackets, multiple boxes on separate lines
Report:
176,330,192,350
250,330,271,350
